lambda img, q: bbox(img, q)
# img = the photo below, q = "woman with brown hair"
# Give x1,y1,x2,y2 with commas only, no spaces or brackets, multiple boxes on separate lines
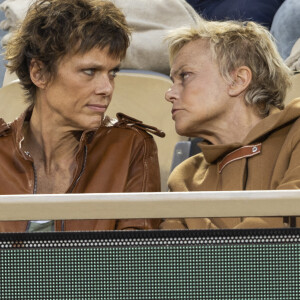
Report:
0,0,163,232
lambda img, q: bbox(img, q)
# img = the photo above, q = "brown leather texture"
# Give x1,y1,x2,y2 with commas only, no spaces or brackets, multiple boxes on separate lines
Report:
0,111,163,232
218,143,262,173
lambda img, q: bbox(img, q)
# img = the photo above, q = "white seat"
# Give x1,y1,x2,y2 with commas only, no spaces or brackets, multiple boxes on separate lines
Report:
284,73,300,104
0,79,29,123
108,70,186,191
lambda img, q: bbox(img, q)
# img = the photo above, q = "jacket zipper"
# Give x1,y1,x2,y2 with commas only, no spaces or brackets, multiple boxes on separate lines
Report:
61,146,87,232
32,163,37,194
25,162,38,232
67,145,88,193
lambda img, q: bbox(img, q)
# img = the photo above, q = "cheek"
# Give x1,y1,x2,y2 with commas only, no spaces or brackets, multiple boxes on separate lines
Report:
174,118,187,135
110,81,116,96
182,89,201,109
174,115,196,136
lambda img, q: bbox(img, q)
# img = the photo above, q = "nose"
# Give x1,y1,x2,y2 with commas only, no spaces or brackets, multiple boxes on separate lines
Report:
95,75,114,96
165,85,178,103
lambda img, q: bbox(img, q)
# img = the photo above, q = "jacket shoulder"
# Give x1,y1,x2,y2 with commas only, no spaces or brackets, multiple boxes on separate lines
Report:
174,152,207,173
0,118,11,137
109,113,165,138
168,152,208,191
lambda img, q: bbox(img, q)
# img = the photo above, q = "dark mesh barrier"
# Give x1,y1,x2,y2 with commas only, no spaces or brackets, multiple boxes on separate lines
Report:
1,228,300,299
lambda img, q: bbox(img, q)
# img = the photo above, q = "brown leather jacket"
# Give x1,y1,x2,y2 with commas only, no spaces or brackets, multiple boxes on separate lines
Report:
0,110,164,232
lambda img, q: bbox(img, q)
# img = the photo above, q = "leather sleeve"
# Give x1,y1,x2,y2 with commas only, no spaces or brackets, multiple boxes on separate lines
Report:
117,133,162,230
126,134,161,193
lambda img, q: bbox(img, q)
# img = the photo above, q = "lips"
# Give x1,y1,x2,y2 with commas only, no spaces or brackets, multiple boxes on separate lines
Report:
171,108,182,115
171,108,183,120
87,104,108,112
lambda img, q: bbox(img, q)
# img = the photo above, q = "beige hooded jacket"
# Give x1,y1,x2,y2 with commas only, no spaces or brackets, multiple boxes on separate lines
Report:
161,99,300,230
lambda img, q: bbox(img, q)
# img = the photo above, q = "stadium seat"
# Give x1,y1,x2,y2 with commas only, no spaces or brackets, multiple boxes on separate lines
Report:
284,72,300,104
0,79,29,123
107,70,187,190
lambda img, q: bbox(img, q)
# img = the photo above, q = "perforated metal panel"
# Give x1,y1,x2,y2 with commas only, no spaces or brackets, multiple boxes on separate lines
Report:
0,229,300,299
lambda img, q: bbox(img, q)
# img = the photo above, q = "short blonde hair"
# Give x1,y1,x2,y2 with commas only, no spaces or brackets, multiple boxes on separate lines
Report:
167,20,291,114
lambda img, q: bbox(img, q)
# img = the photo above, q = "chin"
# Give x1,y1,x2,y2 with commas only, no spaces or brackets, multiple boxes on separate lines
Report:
85,117,103,130
88,122,102,130
175,124,190,137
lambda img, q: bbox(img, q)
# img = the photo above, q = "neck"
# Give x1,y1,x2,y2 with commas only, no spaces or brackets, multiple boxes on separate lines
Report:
198,99,263,145
23,106,80,173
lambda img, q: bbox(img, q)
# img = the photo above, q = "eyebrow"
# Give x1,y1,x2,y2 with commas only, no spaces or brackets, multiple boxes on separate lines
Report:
170,65,186,82
78,62,121,71
110,64,121,72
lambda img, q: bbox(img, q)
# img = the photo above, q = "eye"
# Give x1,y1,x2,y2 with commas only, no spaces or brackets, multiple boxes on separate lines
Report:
83,69,95,76
109,68,119,78
180,72,190,81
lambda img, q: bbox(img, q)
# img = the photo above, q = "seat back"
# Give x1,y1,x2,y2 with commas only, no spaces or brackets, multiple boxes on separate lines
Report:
0,80,29,123
108,70,186,190
284,73,300,104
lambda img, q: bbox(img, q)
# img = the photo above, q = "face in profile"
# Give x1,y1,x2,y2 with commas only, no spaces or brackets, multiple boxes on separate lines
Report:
165,39,231,138
38,46,121,131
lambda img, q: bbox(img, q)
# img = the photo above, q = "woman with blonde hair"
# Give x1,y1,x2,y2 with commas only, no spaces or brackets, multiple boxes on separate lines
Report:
161,20,300,230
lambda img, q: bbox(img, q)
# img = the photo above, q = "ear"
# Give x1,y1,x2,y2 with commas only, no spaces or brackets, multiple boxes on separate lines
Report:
228,66,252,97
29,59,48,89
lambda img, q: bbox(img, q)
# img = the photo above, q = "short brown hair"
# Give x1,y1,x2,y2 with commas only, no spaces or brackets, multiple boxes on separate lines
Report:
5,0,131,103
167,20,291,115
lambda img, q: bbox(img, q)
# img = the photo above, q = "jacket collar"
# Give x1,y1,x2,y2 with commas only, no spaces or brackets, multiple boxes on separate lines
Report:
8,106,102,154
199,99,300,163
6,107,165,153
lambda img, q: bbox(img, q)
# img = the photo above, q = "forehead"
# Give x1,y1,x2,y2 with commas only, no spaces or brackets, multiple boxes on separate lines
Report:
171,39,212,73
59,46,121,68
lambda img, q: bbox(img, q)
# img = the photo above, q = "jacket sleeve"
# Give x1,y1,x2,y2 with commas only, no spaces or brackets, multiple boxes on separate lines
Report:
126,133,161,193
116,133,162,230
